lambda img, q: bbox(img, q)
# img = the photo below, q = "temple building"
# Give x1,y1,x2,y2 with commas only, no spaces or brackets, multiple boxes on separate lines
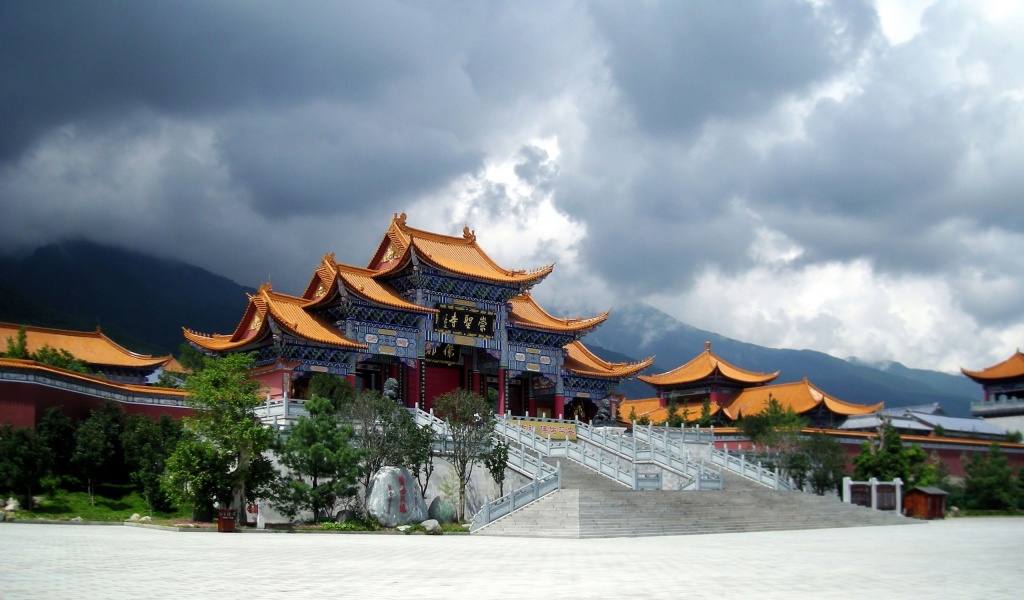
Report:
184,213,651,420
963,350,1024,434
0,322,181,384
0,322,189,427
619,342,881,427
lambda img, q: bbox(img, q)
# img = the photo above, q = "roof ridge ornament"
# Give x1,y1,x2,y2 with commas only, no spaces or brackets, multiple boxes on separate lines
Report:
462,226,476,242
395,212,407,226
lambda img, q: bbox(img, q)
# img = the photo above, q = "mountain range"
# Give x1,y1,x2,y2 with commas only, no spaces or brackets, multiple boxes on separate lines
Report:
0,241,982,416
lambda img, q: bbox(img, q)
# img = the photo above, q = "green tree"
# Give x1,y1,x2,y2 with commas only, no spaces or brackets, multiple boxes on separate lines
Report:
271,396,362,522
177,342,207,374
434,389,495,521
664,400,684,427
0,423,51,510
343,389,418,506
122,415,183,513
308,373,356,413
36,407,76,480
401,420,436,499
963,443,1019,511
179,352,276,523
482,437,510,497
698,399,713,427
31,345,89,373
72,402,127,504
162,435,231,520
738,395,806,450
800,433,848,495
853,422,931,487
3,326,29,358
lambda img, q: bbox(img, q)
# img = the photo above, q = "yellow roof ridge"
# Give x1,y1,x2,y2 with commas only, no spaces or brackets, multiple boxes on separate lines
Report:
370,213,554,283
0,321,172,367
507,294,609,332
563,340,654,378
639,341,778,386
962,349,1024,381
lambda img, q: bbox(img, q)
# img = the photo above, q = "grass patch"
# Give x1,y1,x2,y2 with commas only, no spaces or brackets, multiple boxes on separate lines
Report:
14,489,190,522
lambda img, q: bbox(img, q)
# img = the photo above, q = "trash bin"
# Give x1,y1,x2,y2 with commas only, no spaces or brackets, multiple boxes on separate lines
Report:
217,509,237,533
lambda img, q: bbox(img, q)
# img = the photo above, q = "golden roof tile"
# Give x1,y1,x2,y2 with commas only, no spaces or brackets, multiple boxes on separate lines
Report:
184,286,365,351
368,213,553,284
616,398,721,424
0,357,188,396
0,322,172,369
961,350,1024,382
638,341,779,386
507,293,608,333
562,340,653,378
333,262,436,314
720,379,882,420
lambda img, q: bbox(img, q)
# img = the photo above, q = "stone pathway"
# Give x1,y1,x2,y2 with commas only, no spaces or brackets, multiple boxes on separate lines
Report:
1,518,1021,599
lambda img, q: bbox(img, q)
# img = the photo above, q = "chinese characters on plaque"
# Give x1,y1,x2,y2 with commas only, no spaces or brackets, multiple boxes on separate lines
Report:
425,343,461,365
434,305,496,339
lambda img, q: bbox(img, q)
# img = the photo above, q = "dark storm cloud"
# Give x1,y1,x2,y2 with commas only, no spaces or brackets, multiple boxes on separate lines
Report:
0,1,417,162
589,0,877,137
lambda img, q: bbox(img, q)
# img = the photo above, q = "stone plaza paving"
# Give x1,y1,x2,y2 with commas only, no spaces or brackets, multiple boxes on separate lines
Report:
1,518,1022,599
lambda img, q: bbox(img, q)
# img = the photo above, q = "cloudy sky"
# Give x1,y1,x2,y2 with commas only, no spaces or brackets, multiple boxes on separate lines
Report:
2,1,1022,373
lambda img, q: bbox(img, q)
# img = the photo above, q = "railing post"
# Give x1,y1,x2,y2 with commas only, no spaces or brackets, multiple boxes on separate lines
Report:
740,452,746,476
483,498,490,525
774,467,780,490
556,461,562,489
842,476,852,503
870,477,879,510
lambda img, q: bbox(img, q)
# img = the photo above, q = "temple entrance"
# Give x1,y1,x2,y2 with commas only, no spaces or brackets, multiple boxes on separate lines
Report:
566,397,596,422
424,363,461,411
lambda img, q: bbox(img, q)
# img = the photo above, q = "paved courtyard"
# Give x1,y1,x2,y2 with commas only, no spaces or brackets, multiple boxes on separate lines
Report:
1,518,1022,599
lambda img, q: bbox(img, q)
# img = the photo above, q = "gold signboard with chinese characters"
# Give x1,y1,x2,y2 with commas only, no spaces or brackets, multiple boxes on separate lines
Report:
509,419,577,440
425,342,461,365
435,304,496,339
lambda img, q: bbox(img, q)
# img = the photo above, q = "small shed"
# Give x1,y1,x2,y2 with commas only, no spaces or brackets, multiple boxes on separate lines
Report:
903,486,948,520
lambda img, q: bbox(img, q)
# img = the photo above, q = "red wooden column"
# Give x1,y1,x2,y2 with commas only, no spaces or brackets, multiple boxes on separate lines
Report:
498,369,506,415
528,398,537,418
554,395,565,420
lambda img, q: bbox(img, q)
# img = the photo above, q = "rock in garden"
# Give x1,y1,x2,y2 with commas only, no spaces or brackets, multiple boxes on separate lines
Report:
427,496,457,524
366,466,427,527
4,497,19,512
0,512,6,522
421,519,442,534
71,516,83,522
128,513,141,522
335,509,355,523
140,516,152,522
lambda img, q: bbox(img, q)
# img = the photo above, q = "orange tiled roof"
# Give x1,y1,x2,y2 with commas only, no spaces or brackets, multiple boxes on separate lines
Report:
0,322,172,369
368,213,553,284
301,253,340,304
639,341,779,386
0,357,188,396
962,350,1024,382
616,398,721,424
334,262,436,314
508,293,608,333
616,398,663,421
562,340,653,378
184,285,365,352
721,379,882,420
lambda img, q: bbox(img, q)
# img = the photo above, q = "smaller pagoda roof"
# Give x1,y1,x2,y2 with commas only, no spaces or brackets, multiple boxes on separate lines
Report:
562,341,653,379
0,322,172,369
722,378,882,420
961,350,1024,382
0,357,188,396
639,341,779,387
507,293,608,333
184,285,365,352
368,213,553,284
616,397,721,424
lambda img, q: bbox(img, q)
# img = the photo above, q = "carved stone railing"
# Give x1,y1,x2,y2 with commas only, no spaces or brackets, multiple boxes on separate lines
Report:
709,445,796,491
0,363,188,408
470,462,562,533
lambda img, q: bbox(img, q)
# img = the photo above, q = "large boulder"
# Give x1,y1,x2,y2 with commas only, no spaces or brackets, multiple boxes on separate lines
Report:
366,466,427,527
427,496,457,524
4,497,19,512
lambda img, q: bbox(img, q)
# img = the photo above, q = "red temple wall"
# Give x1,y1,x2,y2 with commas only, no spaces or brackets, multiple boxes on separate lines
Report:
0,380,191,428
